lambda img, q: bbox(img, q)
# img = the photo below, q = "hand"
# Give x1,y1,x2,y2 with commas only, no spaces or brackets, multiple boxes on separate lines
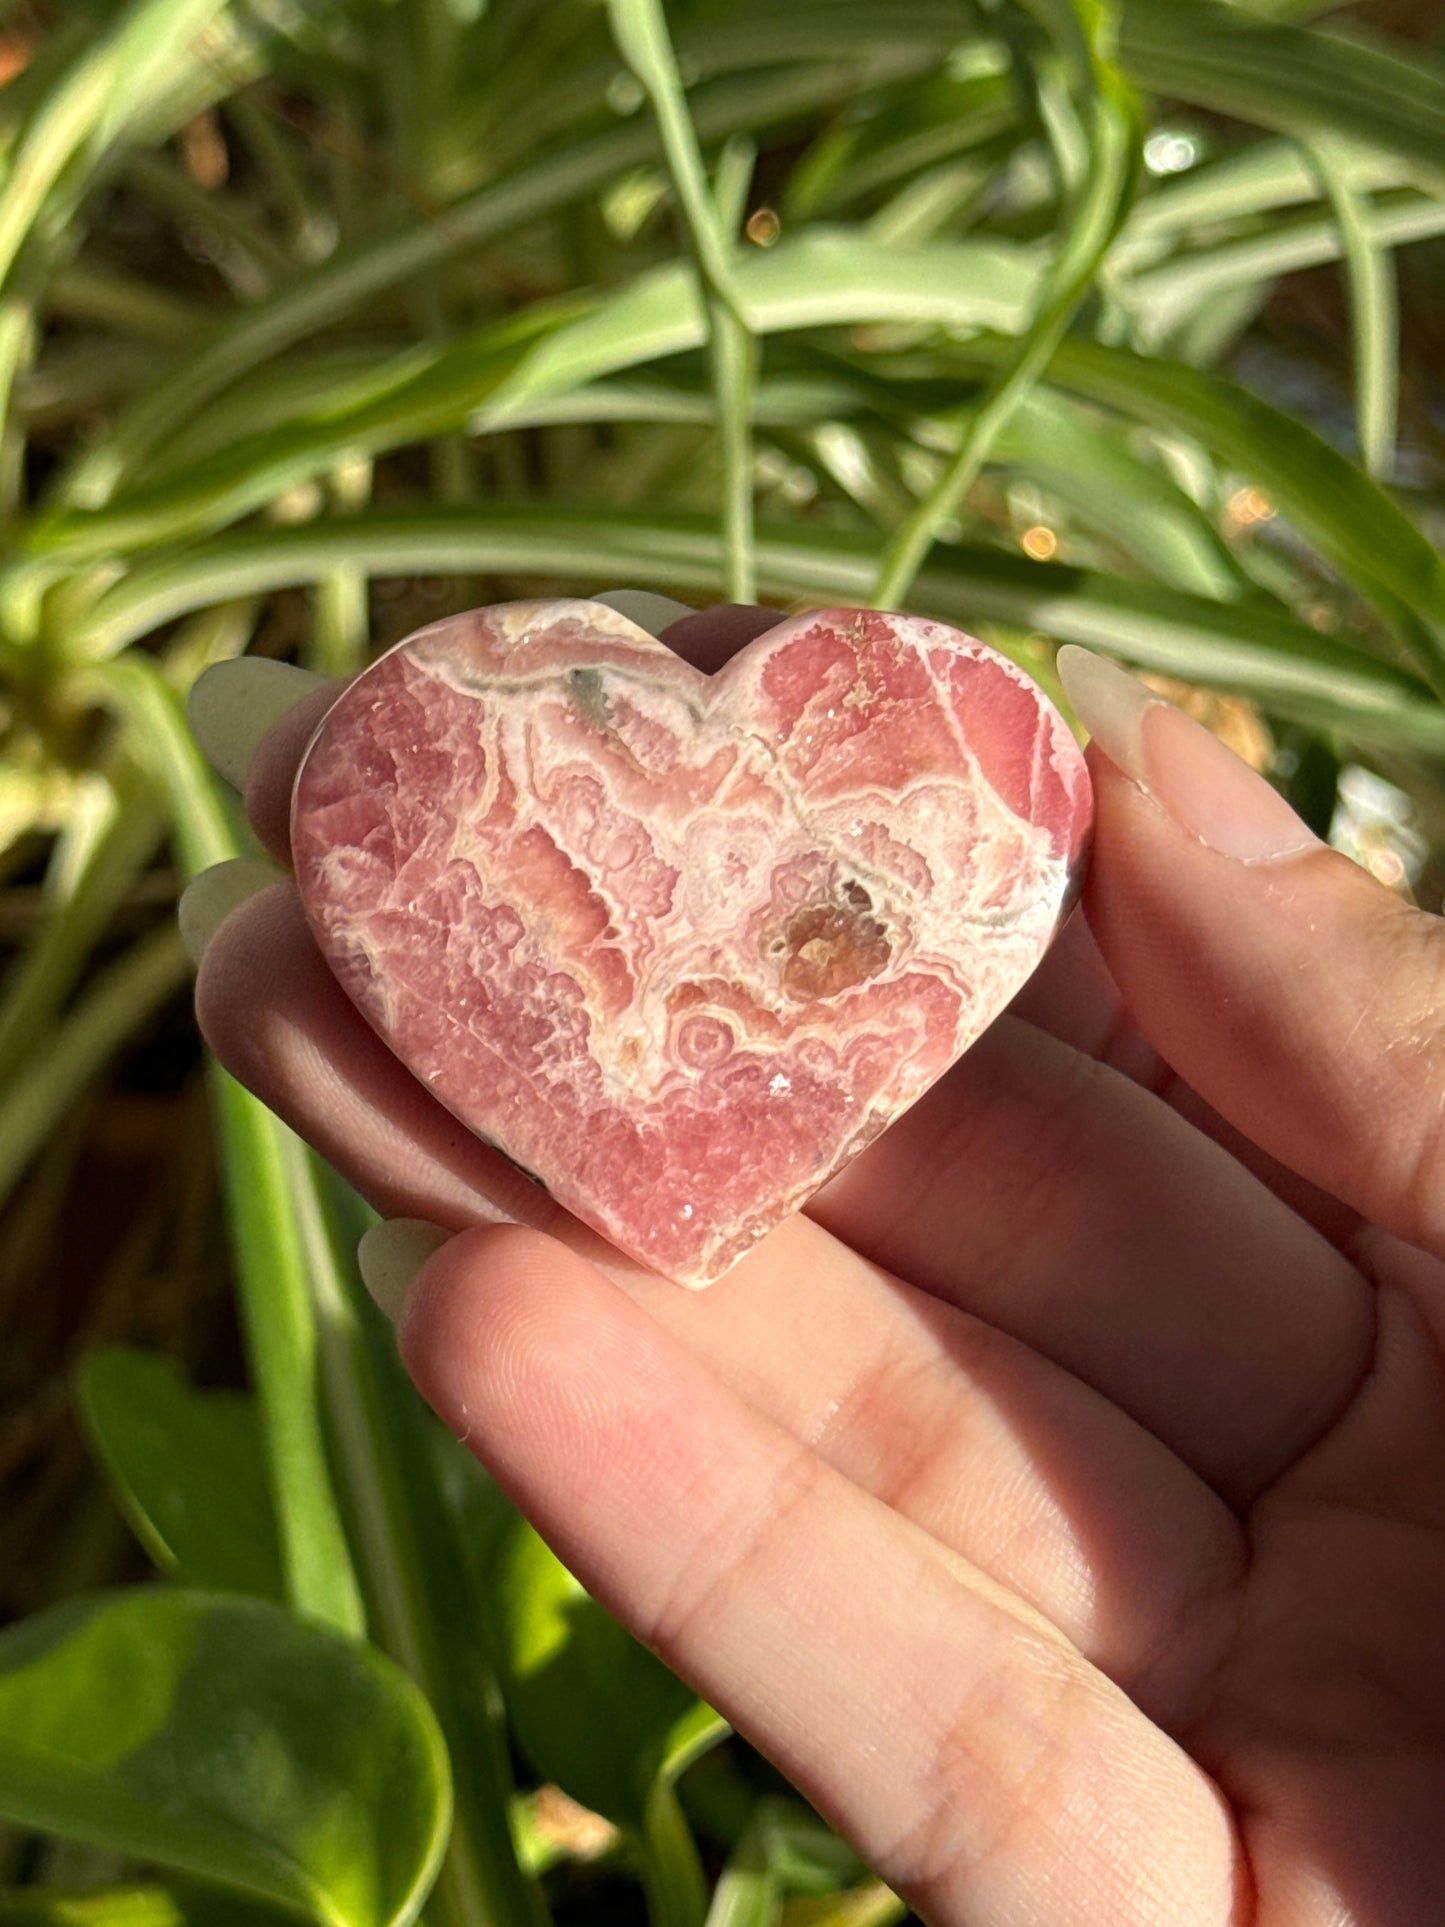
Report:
185,608,1445,1926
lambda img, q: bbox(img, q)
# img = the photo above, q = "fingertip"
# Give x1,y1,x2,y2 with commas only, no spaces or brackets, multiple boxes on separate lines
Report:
1083,740,1445,1250
188,659,333,792
396,1221,619,1426
357,1217,452,1322
178,857,286,967
589,588,696,634
246,679,349,863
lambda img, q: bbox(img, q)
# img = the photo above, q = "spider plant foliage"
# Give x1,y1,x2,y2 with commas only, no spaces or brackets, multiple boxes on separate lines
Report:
0,0,1442,1922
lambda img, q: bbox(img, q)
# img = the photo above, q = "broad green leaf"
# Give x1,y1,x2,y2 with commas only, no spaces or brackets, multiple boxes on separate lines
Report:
0,1883,300,1924
486,1513,727,1834
0,1590,450,1927
76,1348,284,1600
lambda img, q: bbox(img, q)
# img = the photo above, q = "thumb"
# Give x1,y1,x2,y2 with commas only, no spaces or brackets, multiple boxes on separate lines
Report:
1059,647,1445,1259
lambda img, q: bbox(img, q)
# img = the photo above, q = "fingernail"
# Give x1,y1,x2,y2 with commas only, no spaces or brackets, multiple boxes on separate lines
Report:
177,857,284,965
188,659,332,791
588,589,695,637
357,1218,451,1322
1057,645,1321,864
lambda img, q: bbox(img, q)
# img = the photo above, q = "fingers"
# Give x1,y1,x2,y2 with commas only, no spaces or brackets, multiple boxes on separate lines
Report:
195,882,597,1240
199,884,1244,1713
397,1224,1245,1927
811,1011,1374,1506
1062,648,1445,1263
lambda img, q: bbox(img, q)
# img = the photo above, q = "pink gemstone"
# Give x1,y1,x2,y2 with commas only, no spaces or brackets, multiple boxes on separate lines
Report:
291,601,1090,1285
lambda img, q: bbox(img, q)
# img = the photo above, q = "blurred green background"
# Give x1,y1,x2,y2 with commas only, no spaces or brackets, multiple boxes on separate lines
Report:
0,0,1443,1922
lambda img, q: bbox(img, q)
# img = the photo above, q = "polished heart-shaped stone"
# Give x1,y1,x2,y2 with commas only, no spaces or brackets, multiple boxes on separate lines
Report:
291,601,1091,1285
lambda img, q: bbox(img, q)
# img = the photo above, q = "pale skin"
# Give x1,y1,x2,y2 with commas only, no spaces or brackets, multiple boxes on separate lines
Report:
192,607,1445,1926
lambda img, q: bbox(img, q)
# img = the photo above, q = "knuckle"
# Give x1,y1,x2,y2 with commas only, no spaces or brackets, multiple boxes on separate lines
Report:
640,1441,825,1659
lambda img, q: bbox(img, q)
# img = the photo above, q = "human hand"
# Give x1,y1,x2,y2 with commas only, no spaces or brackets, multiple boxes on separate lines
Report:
184,604,1445,1926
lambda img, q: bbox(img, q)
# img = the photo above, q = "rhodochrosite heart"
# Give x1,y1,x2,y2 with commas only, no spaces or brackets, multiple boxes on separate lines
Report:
291,601,1090,1285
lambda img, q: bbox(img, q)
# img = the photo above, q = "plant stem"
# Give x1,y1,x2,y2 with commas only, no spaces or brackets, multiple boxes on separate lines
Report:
606,0,757,603
287,1150,546,1927
640,1780,708,1927
1305,136,1398,482
873,4,1140,609
91,653,367,1639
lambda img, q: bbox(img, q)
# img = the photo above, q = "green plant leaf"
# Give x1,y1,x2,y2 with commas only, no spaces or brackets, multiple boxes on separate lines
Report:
1304,136,1399,480
994,389,1249,596
606,0,757,598
0,923,190,1214
1118,0,1445,190
72,504,1445,752
0,1589,450,1927
939,334,1445,681
869,0,1143,609
0,1882,300,1924
27,231,1038,566
0,756,164,1084
486,1514,727,1836
85,664,538,1927
705,1799,885,1927
278,1156,544,1927
48,55,935,509
90,654,367,1643
1123,187,1445,352
76,1348,285,1601
0,0,230,297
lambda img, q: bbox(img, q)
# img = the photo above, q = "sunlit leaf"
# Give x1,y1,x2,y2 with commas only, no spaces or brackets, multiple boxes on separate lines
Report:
482,1507,726,1834
0,1882,299,1924
75,505,1445,751
0,1590,450,1927
1118,0,1445,189
1304,136,1399,480
76,1348,285,1600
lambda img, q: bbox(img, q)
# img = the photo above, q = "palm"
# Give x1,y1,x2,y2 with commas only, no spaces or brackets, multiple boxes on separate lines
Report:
193,614,1445,1924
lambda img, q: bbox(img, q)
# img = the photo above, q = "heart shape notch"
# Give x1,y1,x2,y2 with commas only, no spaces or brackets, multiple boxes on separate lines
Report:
292,601,1091,1285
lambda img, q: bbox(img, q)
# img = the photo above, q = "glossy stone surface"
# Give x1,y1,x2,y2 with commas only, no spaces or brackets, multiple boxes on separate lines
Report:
291,601,1090,1285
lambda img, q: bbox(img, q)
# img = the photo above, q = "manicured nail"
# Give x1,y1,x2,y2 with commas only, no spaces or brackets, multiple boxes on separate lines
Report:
357,1218,451,1322
187,658,332,791
177,857,285,965
589,589,695,636
1057,645,1321,864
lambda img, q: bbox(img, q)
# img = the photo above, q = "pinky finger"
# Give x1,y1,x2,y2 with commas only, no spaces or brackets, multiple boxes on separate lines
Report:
398,1223,1246,1927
